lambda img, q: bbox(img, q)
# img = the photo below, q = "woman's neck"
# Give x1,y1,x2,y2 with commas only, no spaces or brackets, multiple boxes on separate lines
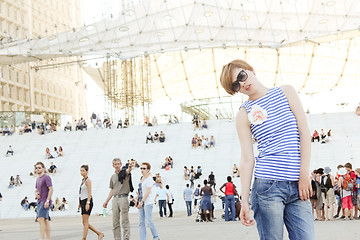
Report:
248,84,269,101
142,173,150,179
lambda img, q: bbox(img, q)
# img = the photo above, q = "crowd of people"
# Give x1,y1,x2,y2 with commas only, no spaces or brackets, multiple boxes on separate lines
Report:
311,128,332,143
191,134,215,149
116,118,130,128
311,162,360,221
2,121,61,136
192,113,208,130
37,122,57,135
181,172,238,223
183,166,219,193
19,196,68,212
8,175,22,189
1,126,13,135
45,146,63,159
145,131,166,143
0,106,353,240
1,112,168,138
160,156,173,169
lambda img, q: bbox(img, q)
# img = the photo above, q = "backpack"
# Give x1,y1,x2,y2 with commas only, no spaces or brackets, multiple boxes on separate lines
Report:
320,175,332,193
194,188,200,197
342,174,353,191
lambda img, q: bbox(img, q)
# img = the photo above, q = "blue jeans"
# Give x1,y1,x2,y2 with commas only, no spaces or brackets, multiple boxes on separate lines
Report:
139,204,159,240
158,200,167,217
225,195,236,221
22,203,29,210
251,178,314,240
185,201,192,216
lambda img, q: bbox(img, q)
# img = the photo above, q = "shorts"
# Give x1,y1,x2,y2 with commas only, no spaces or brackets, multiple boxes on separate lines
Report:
322,189,335,206
36,202,50,220
194,198,199,206
80,198,93,215
351,192,358,206
342,196,353,210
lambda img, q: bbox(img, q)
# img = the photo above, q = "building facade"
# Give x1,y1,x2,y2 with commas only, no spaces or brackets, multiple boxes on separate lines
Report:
0,0,87,124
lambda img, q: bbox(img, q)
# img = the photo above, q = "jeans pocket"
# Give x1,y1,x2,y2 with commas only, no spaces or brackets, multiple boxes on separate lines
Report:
255,179,277,196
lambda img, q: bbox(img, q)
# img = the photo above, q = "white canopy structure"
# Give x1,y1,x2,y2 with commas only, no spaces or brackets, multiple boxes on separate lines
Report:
1,0,360,64
1,0,359,117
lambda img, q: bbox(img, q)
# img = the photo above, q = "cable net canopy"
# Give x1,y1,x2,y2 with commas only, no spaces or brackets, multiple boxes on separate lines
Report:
82,38,360,102
1,0,360,64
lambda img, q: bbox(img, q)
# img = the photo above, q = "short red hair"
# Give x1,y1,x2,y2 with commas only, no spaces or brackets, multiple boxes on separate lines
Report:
220,59,254,95
141,162,151,170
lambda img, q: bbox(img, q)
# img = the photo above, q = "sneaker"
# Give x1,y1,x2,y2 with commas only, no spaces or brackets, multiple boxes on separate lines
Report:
334,214,339,218
340,216,345,219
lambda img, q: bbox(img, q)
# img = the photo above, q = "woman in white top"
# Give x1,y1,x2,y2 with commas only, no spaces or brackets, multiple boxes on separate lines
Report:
136,162,160,240
79,165,104,240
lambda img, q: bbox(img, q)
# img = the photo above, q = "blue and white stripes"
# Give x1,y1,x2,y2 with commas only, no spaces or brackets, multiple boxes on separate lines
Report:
241,87,301,181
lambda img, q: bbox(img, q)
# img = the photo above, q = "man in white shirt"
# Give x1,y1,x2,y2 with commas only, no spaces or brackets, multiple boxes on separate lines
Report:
183,184,193,216
165,185,174,217
154,182,169,218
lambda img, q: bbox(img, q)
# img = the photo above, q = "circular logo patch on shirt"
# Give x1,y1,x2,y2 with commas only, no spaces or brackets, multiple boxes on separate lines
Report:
248,105,268,125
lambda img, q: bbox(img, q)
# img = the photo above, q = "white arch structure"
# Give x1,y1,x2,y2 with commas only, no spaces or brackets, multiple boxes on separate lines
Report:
0,0,360,104
0,0,360,64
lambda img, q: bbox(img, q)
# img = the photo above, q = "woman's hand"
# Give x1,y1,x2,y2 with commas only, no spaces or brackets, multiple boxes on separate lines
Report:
137,201,143,209
85,203,90,211
299,175,312,201
240,201,255,226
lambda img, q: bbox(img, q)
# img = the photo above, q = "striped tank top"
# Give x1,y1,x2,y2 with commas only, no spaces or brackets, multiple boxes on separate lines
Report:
241,87,301,181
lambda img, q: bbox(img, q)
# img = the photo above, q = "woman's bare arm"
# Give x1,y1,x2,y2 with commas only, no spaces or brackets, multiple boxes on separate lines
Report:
236,108,256,226
281,85,312,201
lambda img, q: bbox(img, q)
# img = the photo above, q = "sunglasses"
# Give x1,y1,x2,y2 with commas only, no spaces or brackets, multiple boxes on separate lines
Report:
35,167,42,169
140,167,147,170
232,70,248,93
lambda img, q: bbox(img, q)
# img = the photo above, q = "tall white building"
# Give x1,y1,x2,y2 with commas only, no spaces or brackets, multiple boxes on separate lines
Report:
0,0,87,124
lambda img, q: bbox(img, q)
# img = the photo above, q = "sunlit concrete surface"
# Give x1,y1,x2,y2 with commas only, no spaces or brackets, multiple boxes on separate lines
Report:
0,210,358,240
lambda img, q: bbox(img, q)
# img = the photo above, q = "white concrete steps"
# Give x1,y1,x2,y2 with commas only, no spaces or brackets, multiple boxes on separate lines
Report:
0,112,359,219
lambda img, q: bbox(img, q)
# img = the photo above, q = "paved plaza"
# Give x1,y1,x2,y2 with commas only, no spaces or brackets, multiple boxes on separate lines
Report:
0,210,357,240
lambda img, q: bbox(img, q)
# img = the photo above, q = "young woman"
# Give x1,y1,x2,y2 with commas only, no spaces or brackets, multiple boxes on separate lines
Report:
220,59,314,239
136,162,160,240
232,164,240,178
200,179,213,221
61,197,68,211
8,176,15,188
54,197,62,211
45,147,53,159
58,146,64,157
79,165,104,240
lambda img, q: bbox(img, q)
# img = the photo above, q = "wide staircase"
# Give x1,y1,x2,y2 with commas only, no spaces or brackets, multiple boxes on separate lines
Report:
0,111,359,219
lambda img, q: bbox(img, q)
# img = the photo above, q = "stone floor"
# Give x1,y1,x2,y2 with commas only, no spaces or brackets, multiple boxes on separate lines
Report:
0,210,357,240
